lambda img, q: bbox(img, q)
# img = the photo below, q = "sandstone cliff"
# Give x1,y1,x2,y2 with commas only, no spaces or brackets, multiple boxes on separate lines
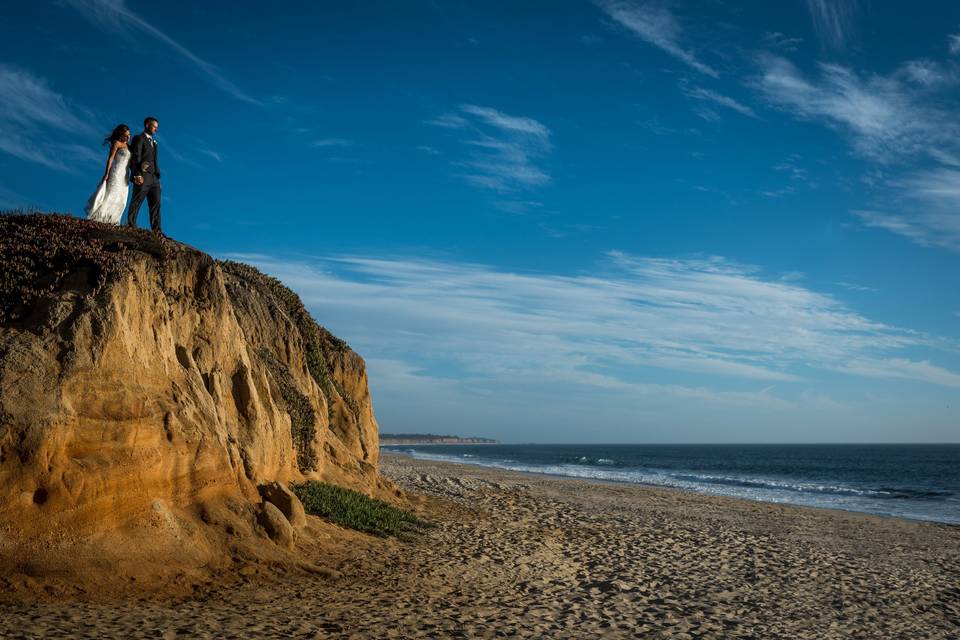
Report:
0,213,392,596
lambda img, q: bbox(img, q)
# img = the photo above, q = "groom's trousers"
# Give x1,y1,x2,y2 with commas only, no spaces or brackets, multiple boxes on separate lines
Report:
127,181,162,232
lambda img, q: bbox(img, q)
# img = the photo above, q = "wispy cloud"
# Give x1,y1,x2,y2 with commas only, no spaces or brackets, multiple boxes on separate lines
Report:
427,104,552,193
642,116,678,136
596,0,718,77
424,113,467,129
63,0,260,105
156,136,223,168
760,155,817,198
223,251,958,404
759,186,795,198
763,31,804,53
752,54,960,163
805,0,859,51
949,32,960,55
835,281,879,293
899,167,960,203
494,199,542,215
752,52,960,250
774,155,814,184
896,59,958,89
311,138,352,148
853,167,960,251
158,138,200,168
460,104,551,138
829,358,960,389
854,207,960,252
0,65,98,171
680,82,756,118
198,148,222,163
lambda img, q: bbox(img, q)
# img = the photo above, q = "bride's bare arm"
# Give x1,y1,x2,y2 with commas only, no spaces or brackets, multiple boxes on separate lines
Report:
102,141,120,183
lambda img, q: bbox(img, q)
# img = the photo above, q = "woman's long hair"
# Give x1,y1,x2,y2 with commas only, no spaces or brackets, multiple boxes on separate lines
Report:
103,124,130,146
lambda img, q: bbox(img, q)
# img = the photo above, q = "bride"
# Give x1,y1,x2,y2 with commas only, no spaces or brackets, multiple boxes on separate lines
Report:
85,124,131,224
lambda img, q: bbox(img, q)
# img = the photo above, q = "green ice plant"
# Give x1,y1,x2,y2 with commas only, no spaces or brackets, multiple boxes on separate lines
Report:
291,481,429,540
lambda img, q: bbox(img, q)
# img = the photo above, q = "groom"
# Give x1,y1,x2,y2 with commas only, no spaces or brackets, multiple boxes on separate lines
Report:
127,116,164,237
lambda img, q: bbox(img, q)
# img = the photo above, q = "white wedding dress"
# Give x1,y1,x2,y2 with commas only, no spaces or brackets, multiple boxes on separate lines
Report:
85,146,130,224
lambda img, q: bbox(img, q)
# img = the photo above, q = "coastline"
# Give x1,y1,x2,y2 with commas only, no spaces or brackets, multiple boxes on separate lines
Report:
383,447,960,526
379,452,960,638
380,441,499,446
383,443,960,526
0,451,957,638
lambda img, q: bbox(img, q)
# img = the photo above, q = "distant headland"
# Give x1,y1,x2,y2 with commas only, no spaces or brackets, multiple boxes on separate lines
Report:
380,433,498,445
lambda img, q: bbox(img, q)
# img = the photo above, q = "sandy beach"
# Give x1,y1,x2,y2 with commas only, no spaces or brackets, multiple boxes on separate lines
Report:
1,451,958,639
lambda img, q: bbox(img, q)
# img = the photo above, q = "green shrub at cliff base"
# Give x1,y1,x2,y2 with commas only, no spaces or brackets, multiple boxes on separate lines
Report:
292,481,428,539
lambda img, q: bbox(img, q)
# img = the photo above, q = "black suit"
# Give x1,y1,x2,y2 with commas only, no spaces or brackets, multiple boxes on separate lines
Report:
127,133,162,232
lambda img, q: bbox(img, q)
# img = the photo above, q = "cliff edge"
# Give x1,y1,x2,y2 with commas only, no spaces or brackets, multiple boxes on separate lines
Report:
0,214,394,597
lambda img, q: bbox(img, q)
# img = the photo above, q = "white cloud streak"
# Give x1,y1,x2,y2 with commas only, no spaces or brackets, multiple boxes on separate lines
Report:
835,281,878,293
224,252,958,404
949,32,960,56
752,54,960,164
805,0,859,51
460,105,552,138
830,358,960,389
596,0,718,77
0,65,98,171
198,148,223,163
681,83,756,118
427,104,552,192
63,0,260,105
763,31,804,53
853,167,960,251
425,113,467,129
753,53,960,250
896,59,958,89
312,138,352,148
155,137,222,168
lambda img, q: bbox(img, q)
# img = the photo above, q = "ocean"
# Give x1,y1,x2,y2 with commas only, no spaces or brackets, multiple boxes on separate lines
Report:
382,443,960,524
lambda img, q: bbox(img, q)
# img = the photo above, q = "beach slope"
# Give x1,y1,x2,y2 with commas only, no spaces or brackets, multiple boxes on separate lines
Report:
1,452,956,638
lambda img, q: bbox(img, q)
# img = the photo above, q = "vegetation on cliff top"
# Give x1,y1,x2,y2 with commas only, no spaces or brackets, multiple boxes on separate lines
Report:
0,213,149,323
292,481,427,539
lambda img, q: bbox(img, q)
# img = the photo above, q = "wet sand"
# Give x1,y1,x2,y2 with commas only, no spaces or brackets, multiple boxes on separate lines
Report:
1,452,958,638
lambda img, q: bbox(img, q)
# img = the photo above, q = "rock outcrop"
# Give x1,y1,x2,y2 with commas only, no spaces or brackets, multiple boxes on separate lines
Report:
258,481,307,530
0,214,392,595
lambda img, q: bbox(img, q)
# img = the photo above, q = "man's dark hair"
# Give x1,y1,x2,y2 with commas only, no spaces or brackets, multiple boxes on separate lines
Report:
144,116,159,126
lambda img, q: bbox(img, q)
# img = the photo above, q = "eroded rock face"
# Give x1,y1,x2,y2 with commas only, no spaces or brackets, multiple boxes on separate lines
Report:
0,214,389,585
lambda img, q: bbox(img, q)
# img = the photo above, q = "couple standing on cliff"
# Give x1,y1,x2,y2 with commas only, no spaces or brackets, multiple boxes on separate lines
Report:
84,117,165,238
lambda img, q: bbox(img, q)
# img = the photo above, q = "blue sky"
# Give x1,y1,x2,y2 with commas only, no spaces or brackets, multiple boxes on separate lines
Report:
2,0,959,443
